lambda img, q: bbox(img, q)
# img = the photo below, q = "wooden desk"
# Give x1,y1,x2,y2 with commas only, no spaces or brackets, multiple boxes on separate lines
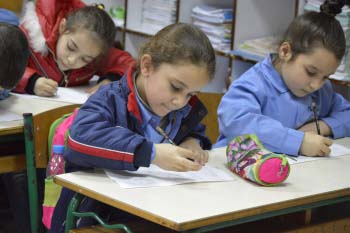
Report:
0,94,79,233
55,147,350,232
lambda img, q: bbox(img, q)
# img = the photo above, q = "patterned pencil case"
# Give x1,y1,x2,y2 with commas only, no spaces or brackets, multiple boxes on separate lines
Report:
226,134,290,186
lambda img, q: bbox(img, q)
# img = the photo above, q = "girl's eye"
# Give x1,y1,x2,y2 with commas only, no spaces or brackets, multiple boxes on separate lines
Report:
67,44,75,52
171,84,181,92
81,57,91,64
306,70,316,77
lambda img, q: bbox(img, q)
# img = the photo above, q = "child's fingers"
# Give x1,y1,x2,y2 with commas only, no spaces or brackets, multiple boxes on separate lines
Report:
178,147,201,161
323,137,333,146
40,79,58,95
195,150,209,165
46,80,58,90
175,157,202,171
38,89,55,97
320,143,331,156
45,79,58,87
201,150,209,164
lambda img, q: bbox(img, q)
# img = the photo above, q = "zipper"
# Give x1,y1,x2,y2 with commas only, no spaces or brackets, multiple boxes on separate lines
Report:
62,73,69,87
48,47,70,87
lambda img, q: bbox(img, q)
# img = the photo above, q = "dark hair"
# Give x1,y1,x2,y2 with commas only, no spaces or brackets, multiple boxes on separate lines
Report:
320,0,350,15
0,23,29,89
139,23,216,80
65,6,116,56
279,0,346,61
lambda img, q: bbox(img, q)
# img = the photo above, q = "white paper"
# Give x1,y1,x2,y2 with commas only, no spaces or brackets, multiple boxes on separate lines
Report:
287,137,350,164
105,164,235,189
0,109,22,122
12,86,89,104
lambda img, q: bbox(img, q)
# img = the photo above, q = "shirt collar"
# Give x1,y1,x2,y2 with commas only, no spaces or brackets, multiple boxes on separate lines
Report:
261,54,289,93
133,72,161,129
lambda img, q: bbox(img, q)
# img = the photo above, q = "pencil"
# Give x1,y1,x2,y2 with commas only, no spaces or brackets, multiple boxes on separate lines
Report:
156,126,176,145
311,101,321,135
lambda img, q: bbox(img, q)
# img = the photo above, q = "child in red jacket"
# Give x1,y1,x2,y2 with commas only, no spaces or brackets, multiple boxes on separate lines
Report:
14,0,135,96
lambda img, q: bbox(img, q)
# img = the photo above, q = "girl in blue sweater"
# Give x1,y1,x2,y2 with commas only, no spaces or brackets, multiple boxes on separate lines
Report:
215,0,350,157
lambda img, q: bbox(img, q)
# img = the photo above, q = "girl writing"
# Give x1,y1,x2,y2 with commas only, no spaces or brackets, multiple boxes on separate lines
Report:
215,0,350,157
51,23,216,232
14,0,134,96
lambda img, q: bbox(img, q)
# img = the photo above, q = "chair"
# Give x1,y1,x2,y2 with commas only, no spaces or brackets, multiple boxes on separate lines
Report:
196,92,223,144
23,104,80,233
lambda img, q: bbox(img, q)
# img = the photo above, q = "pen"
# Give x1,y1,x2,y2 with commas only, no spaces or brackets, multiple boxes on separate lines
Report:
30,50,58,96
311,101,321,135
156,126,176,145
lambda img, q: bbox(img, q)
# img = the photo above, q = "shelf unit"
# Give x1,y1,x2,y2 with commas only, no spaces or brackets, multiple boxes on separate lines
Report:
110,0,299,93
84,0,348,99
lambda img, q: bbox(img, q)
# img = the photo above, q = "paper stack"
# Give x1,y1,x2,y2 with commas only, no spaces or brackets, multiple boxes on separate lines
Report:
192,5,233,53
232,36,280,62
141,0,177,34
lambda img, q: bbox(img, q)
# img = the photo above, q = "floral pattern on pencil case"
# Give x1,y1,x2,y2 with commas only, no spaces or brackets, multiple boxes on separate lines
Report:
226,134,290,186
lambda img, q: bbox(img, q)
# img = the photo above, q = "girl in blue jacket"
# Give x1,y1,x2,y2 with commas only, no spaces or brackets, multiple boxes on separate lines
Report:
51,23,216,232
215,0,350,157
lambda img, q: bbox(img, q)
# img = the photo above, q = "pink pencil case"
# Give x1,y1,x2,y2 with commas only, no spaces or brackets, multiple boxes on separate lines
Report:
226,134,290,186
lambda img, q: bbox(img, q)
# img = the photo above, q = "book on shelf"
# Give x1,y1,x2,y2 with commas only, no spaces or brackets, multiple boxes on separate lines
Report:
192,4,233,53
141,0,177,34
232,36,279,62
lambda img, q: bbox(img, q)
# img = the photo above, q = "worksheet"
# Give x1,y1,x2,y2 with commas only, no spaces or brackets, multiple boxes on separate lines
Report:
287,137,350,164
105,164,235,188
12,86,89,104
0,109,22,122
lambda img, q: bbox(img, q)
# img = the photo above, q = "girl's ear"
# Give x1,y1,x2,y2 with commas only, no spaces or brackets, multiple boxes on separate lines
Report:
140,54,153,77
278,42,293,62
58,18,67,35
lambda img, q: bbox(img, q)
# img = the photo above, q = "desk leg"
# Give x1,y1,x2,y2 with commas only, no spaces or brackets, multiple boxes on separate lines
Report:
65,193,133,233
65,193,83,233
24,113,40,233
305,209,312,224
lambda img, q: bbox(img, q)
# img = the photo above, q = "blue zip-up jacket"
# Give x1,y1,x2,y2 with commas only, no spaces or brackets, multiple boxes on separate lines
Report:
51,66,211,233
215,55,350,156
64,65,211,171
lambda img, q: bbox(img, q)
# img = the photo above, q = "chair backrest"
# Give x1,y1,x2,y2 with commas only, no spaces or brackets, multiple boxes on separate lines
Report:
196,92,223,144
31,104,80,168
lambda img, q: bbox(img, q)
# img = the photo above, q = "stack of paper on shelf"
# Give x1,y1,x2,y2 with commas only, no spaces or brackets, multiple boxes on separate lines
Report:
141,0,177,35
232,36,280,62
304,0,350,81
192,5,233,53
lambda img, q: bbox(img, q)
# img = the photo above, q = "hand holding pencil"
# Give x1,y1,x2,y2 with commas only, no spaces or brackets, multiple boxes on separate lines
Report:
34,77,58,96
153,144,204,172
299,132,333,157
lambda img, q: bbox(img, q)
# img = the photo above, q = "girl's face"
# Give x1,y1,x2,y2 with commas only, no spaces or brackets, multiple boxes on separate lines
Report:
56,19,102,71
276,43,340,97
137,56,210,117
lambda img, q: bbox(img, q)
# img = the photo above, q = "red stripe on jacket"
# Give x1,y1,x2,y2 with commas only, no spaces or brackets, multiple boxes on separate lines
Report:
67,136,134,163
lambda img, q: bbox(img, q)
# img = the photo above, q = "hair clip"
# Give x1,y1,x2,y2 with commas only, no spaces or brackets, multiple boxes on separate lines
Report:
94,3,105,10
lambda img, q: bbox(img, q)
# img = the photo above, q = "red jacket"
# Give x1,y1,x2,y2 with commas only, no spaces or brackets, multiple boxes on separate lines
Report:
14,0,135,93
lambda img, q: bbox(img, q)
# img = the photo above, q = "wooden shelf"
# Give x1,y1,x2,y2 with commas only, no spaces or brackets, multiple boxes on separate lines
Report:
329,79,350,87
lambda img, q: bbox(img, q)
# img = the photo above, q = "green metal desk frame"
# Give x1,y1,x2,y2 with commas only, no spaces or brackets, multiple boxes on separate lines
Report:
24,113,41,233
